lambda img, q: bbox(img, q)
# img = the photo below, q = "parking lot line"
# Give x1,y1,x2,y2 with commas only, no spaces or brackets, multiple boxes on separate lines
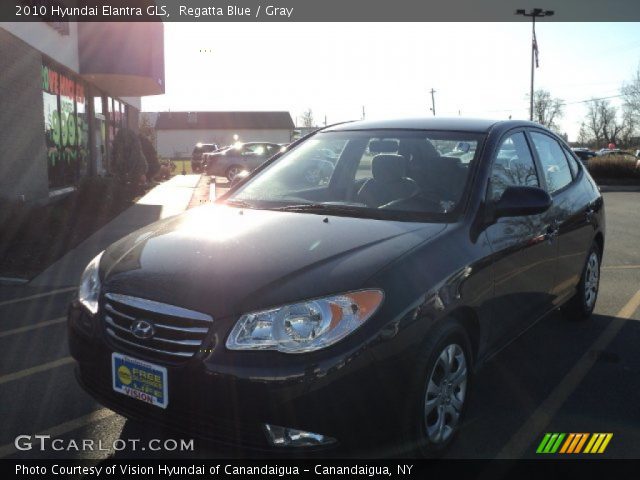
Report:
0,287,76,308
0,317,66,339
0,357,74,386
0,408,117,459
496,288,640,459
602,264,640,270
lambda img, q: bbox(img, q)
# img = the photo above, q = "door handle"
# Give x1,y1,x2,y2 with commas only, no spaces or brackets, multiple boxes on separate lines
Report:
585,207,595,221
545,221,560,242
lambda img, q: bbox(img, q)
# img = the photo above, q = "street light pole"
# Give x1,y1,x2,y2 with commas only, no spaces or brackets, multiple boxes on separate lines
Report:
515,8,554,121
429,88,436,116
530,14,535,121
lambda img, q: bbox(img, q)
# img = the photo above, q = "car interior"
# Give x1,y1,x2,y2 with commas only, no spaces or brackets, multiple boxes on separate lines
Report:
234,133,481,216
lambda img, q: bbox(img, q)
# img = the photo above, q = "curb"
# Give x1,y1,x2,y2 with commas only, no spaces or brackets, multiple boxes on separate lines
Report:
598,185,640,192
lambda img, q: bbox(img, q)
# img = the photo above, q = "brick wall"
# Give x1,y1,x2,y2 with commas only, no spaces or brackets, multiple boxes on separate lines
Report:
0,28,49,203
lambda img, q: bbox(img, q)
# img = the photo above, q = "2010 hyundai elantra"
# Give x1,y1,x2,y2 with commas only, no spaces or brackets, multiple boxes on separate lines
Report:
68,118,605,456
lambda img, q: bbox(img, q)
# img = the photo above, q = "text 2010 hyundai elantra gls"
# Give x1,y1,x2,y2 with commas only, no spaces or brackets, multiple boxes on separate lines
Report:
68,118,604,456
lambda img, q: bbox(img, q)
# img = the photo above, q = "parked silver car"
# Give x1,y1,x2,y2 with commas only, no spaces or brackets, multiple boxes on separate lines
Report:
203,142,281,181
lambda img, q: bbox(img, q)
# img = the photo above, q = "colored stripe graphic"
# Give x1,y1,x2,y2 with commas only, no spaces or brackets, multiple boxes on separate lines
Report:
537,433,612,454
559,433,574,453
584,433,613,454
536,433,565,453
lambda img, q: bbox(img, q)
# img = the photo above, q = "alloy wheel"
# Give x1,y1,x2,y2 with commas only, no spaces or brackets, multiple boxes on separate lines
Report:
424,343,467,444
584,251,600,310
227,166,242,181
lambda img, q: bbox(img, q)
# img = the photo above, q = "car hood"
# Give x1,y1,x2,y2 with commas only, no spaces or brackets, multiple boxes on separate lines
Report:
101,205,446,318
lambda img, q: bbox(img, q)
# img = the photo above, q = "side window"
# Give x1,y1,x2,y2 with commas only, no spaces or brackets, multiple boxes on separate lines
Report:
561,146,580,178
242,144,263,156
264,144,278,155
489,132,539,202
529,132,574,193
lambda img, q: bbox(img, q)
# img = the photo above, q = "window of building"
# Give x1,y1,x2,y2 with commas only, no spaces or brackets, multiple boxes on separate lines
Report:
94,96,103,115
41,61,87,190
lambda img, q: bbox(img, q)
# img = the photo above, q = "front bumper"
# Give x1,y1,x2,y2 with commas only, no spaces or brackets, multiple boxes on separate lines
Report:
68,302,409,453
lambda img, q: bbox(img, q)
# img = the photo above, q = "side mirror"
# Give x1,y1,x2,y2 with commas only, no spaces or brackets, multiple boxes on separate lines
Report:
494,186,551,218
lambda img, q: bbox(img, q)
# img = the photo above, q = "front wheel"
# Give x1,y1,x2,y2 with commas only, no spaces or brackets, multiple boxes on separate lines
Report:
562,242,601,321
226,165,243,182
403,322,471,457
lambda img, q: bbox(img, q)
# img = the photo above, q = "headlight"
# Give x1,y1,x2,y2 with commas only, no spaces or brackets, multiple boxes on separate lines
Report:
226,289,384,353
78,251,104,315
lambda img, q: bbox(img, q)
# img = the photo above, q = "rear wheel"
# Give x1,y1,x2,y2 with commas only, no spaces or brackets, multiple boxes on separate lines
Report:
403,321,471,457
562,242,601,321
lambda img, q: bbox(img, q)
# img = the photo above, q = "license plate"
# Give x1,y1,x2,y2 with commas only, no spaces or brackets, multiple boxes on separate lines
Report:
112,353,168,409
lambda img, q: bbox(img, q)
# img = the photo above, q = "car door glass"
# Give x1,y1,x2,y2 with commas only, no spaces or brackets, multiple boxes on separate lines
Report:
561,146,580,178
530,132,573,193
490,132,539,202
242,145,256,156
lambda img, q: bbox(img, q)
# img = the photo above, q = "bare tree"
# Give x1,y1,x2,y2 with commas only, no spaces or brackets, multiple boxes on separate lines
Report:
577,123,593,148
581,98,622,147
138,115,156,147
532,89,564,131
600,101,622,145
619,107,638,147
622,65,640,122
300,109,315,128
620,66,640,146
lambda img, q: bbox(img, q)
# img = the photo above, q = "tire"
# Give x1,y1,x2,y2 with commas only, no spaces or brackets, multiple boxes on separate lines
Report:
562,242,601,321
402,320,472,457
226,165,243,182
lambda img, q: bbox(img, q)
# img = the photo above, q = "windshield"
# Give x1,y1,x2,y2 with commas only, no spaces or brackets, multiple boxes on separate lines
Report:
226,129,484,221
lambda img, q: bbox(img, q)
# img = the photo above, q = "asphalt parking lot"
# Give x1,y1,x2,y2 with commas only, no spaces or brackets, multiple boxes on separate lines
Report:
0,189,638,459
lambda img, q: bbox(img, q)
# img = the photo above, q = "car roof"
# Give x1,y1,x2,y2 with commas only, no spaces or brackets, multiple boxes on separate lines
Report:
324,117,539,134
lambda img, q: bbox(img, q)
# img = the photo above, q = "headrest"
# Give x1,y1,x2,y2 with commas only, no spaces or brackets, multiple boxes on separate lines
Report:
372,154,408,183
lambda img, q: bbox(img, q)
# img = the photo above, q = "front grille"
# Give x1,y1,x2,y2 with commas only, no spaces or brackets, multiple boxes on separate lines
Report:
103,293,213,362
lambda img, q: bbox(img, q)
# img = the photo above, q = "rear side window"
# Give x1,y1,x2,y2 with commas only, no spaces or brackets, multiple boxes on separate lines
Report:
489,132,539,202
561,146,580,178
529,132,573,193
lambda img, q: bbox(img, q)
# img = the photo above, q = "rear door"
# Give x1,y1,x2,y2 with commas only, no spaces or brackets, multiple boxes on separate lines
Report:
528,130,594,305
485,130,558,344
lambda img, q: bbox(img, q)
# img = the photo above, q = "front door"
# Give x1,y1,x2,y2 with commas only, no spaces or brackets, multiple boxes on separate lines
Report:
485,131,558,345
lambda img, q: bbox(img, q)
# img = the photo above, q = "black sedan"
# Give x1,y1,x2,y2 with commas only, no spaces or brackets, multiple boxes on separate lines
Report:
571,147,597,166
68,118,604,456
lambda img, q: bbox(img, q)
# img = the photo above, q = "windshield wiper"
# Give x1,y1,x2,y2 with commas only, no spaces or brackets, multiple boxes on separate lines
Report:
224,199,256,209
271,203,378,217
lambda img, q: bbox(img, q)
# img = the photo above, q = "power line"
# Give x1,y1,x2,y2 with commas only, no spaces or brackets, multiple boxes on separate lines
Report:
447,93,625,116
560,93,623,106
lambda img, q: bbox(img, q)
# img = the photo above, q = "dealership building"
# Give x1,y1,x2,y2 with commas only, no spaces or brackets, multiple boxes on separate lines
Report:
0,21,165,203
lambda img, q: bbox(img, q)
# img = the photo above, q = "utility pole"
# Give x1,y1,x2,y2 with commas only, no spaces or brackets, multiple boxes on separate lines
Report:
515,8,554,121
429,88,436,116
362,106,365,120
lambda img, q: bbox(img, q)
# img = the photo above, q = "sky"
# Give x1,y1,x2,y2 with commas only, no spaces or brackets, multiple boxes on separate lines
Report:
142,22,640,142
